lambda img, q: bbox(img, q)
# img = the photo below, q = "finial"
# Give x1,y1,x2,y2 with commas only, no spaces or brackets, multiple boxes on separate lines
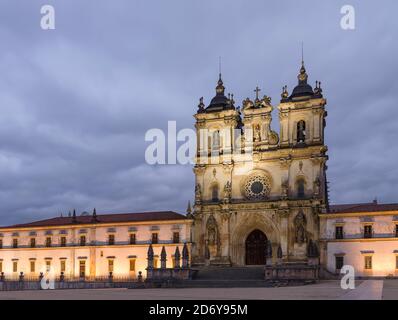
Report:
92,208,98,222
197,97,205,112
281,85,289,100
72,209,77,223
301,41,304,67
186,201,192,215
219,56,222,76
215,73,225,95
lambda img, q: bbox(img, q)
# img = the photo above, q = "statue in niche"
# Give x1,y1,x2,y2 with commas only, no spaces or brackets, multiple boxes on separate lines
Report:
206,215,218,247
254,124,261,142
294,210,307,244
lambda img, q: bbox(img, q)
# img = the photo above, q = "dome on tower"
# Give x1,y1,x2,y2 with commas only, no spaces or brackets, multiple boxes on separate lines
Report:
289,63,314,100
205,74,235,112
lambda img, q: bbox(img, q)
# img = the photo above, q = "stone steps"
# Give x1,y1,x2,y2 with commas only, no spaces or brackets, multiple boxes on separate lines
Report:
193,266,265,280
174,279,272,288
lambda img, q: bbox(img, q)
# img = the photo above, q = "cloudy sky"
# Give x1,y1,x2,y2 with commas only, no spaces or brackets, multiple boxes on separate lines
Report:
0,0,397,225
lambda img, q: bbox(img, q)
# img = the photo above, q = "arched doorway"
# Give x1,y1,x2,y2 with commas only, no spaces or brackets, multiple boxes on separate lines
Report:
245,229,267,265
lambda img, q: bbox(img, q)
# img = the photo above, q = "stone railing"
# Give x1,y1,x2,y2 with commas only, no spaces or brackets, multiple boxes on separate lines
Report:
146,243,192,281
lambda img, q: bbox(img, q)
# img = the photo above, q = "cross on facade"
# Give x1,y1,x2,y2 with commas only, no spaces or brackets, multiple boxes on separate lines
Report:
254,86,261,100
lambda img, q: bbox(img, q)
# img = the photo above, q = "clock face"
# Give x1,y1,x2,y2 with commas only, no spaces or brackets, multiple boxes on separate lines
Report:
244,175,271,200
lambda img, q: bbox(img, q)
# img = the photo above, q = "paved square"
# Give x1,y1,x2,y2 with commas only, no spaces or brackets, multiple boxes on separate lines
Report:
0,280,396,300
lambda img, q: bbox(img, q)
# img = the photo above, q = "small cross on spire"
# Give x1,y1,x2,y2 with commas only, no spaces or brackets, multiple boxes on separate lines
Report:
254,86,261,100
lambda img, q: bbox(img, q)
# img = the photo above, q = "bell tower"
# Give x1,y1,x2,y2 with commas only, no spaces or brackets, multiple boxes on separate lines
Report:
279,62,327,148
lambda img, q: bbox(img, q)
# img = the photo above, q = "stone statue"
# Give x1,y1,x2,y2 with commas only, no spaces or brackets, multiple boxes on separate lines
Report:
197,97,205,112
254,124,261,142
277,244,283,259
195,184,202,204
208,226,216,245
223,181,232,203
206,215,218,246
266,240,273,258
281,85,289,99
294,210,307,244
281,180,288,199
313,177,321,197
242,97,254,110
204,241,210,260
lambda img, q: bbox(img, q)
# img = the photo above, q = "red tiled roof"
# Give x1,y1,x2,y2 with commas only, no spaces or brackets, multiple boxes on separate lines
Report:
0,211,190,229
329,202,398,214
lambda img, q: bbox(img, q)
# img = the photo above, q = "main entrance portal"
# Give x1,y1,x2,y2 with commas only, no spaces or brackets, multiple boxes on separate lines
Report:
245,229,267,265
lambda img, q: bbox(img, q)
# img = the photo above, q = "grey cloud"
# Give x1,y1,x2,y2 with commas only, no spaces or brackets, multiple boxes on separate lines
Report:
0,0,397,225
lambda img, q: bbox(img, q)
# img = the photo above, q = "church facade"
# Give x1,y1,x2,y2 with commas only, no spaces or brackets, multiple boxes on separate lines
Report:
190,61,398,279
191,62,328,267
1,62,398,280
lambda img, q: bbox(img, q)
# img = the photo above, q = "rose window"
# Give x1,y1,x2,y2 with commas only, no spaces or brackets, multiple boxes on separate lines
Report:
244,175,271,199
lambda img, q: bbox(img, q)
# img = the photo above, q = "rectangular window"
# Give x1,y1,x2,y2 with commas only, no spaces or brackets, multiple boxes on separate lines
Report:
396,256,398,270
0,239,3,249
45,260,51,272
129,259,136,272
79,260,85,277
108,260,114,273
173,232,180,244
13,261,18,273
364,225,373,238
0,261,2,273
335,256,344,270
108,234,115,245
335,226,344,239
30,238,36,248
60,260,66,273
80,235,86,246
151,233,158,244
60,236,67,247
129,233,136,245
30,261,35,273
13,238,18,248
45,237,52,247
154,258,158,268
395,225,398,238
364,256,373,270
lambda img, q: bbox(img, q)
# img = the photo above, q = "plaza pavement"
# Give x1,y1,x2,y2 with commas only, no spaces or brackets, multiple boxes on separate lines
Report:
0,280,395,300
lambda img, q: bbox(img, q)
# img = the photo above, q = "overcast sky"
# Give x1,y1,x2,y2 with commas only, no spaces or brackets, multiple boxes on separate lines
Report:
0,0,397,225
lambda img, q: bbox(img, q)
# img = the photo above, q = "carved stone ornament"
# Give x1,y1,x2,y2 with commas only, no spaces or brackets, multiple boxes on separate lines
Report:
243,174,271,200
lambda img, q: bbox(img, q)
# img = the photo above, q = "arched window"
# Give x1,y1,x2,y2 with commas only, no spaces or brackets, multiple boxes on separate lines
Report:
297,120,306,143
297,179,305,198
212,130,220,150
211,184,219,202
